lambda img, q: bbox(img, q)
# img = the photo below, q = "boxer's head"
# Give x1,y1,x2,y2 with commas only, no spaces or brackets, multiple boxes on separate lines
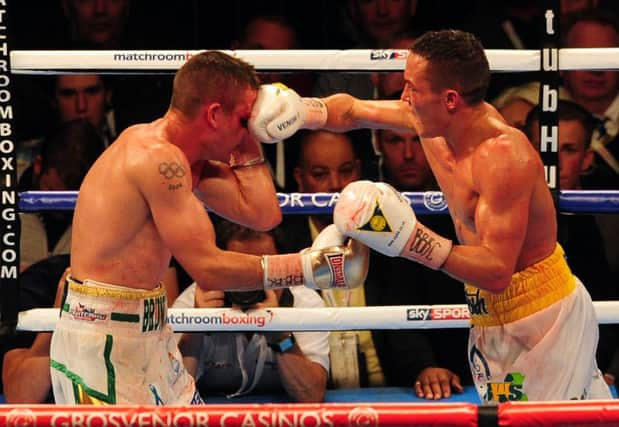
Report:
170,51,261,161
402,29,490,138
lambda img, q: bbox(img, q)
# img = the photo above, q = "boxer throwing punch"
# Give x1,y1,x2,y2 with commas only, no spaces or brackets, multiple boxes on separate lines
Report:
249,30,611,402
51,51,369,406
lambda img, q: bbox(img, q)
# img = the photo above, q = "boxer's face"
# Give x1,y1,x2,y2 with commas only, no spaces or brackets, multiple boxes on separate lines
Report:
377,128,433,190
402,54,443,138
208,88,256,162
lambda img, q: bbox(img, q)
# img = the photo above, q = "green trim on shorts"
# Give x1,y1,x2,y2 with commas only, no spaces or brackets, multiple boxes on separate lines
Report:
51,334,117,404
110,312,140,323
61,302,140,323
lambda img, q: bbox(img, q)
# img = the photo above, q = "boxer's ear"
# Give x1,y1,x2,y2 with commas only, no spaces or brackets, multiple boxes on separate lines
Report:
445,90,459,112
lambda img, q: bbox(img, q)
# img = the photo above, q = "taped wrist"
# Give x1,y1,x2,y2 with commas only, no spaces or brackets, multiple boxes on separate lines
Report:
302,97,328,129
399,222,452,270
230,156,266,169
262,254,305,290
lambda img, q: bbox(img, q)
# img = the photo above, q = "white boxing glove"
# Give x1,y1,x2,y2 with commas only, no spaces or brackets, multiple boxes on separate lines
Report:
261,224,369,290
249,83,328,143
334,180,452,270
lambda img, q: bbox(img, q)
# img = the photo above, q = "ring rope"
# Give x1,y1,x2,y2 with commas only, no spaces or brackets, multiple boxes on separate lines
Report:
17,301,619,333
10,49,537,74
18,190,619,214
10,48,619,74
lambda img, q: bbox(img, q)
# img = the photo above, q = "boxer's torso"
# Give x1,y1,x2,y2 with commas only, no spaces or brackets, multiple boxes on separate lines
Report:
420,112,557,272
71,122,182,290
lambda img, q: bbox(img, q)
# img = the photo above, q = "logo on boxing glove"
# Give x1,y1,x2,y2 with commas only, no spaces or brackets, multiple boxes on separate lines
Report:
325,253,347,288
357,202,393,233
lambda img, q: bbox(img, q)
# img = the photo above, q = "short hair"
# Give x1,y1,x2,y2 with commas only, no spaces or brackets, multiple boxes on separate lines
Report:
239,14,298,48
40,119,106,189
295,129,360,166
215,219,284,253
411,29,490,105
562,8,619,46
170,51,260,118
524,100,595,149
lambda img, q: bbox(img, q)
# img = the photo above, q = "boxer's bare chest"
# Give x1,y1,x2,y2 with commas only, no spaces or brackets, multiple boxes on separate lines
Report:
422,141,479,241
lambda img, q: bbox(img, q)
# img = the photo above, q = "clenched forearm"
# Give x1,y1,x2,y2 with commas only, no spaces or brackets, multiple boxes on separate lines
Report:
442,245,514,293
276,349,327,402
197,161,281,231
323,94,414,133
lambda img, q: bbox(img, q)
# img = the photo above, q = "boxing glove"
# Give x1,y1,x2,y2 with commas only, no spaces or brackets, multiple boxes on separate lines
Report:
262,225,369,290
249,83,328,143
334,180,452,270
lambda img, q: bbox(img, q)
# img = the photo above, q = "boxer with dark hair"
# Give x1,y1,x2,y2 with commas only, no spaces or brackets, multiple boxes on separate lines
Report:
250,29,611,402
51,51,369,406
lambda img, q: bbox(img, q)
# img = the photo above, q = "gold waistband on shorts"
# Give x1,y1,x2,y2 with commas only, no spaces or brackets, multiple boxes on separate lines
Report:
465,244,576,327
67,276,165,300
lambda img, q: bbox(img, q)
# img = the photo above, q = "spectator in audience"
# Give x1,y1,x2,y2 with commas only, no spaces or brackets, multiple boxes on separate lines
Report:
232,13,315,191
17,74,115,179
525,100,619,384
52,74,116,147
18,120,106,271
61,0,132,49
561,9,619,190
332,0,420,50
371,31,417,100
368,124,471,398
280,127,466,398
315,29,420,182
492,81,572,130
374,127,435,190
1,255,70,402
459,0,545,100
280,130,362,251
561,8,619,287
174,220,328,402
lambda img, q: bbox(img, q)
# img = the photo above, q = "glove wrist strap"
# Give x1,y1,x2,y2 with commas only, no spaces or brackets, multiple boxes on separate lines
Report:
262,254,305,290
399,222,452,270
302,98,328,129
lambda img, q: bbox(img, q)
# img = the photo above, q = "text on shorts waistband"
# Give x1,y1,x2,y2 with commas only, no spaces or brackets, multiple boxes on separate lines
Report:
62,276,167,333
464,244,576,327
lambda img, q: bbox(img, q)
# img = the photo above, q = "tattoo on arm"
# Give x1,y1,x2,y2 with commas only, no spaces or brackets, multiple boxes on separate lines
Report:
159,162,186,179
159,162,186,191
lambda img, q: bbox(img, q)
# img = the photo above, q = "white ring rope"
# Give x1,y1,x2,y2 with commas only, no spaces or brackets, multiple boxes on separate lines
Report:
9,48,619,74
11,48,619,74
17,301,619,333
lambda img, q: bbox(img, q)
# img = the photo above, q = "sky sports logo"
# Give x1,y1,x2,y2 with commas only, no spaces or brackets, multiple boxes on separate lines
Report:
370,50,408,61
407,306,471,321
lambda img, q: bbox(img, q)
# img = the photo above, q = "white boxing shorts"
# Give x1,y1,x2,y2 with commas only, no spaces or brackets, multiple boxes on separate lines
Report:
466,244,612,403
50,277,203,405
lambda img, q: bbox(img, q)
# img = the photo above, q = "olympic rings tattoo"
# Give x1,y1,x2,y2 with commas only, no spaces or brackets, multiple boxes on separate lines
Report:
158,162,186,179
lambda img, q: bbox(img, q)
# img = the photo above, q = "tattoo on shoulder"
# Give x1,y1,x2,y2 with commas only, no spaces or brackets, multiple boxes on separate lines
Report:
159,162,186,179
